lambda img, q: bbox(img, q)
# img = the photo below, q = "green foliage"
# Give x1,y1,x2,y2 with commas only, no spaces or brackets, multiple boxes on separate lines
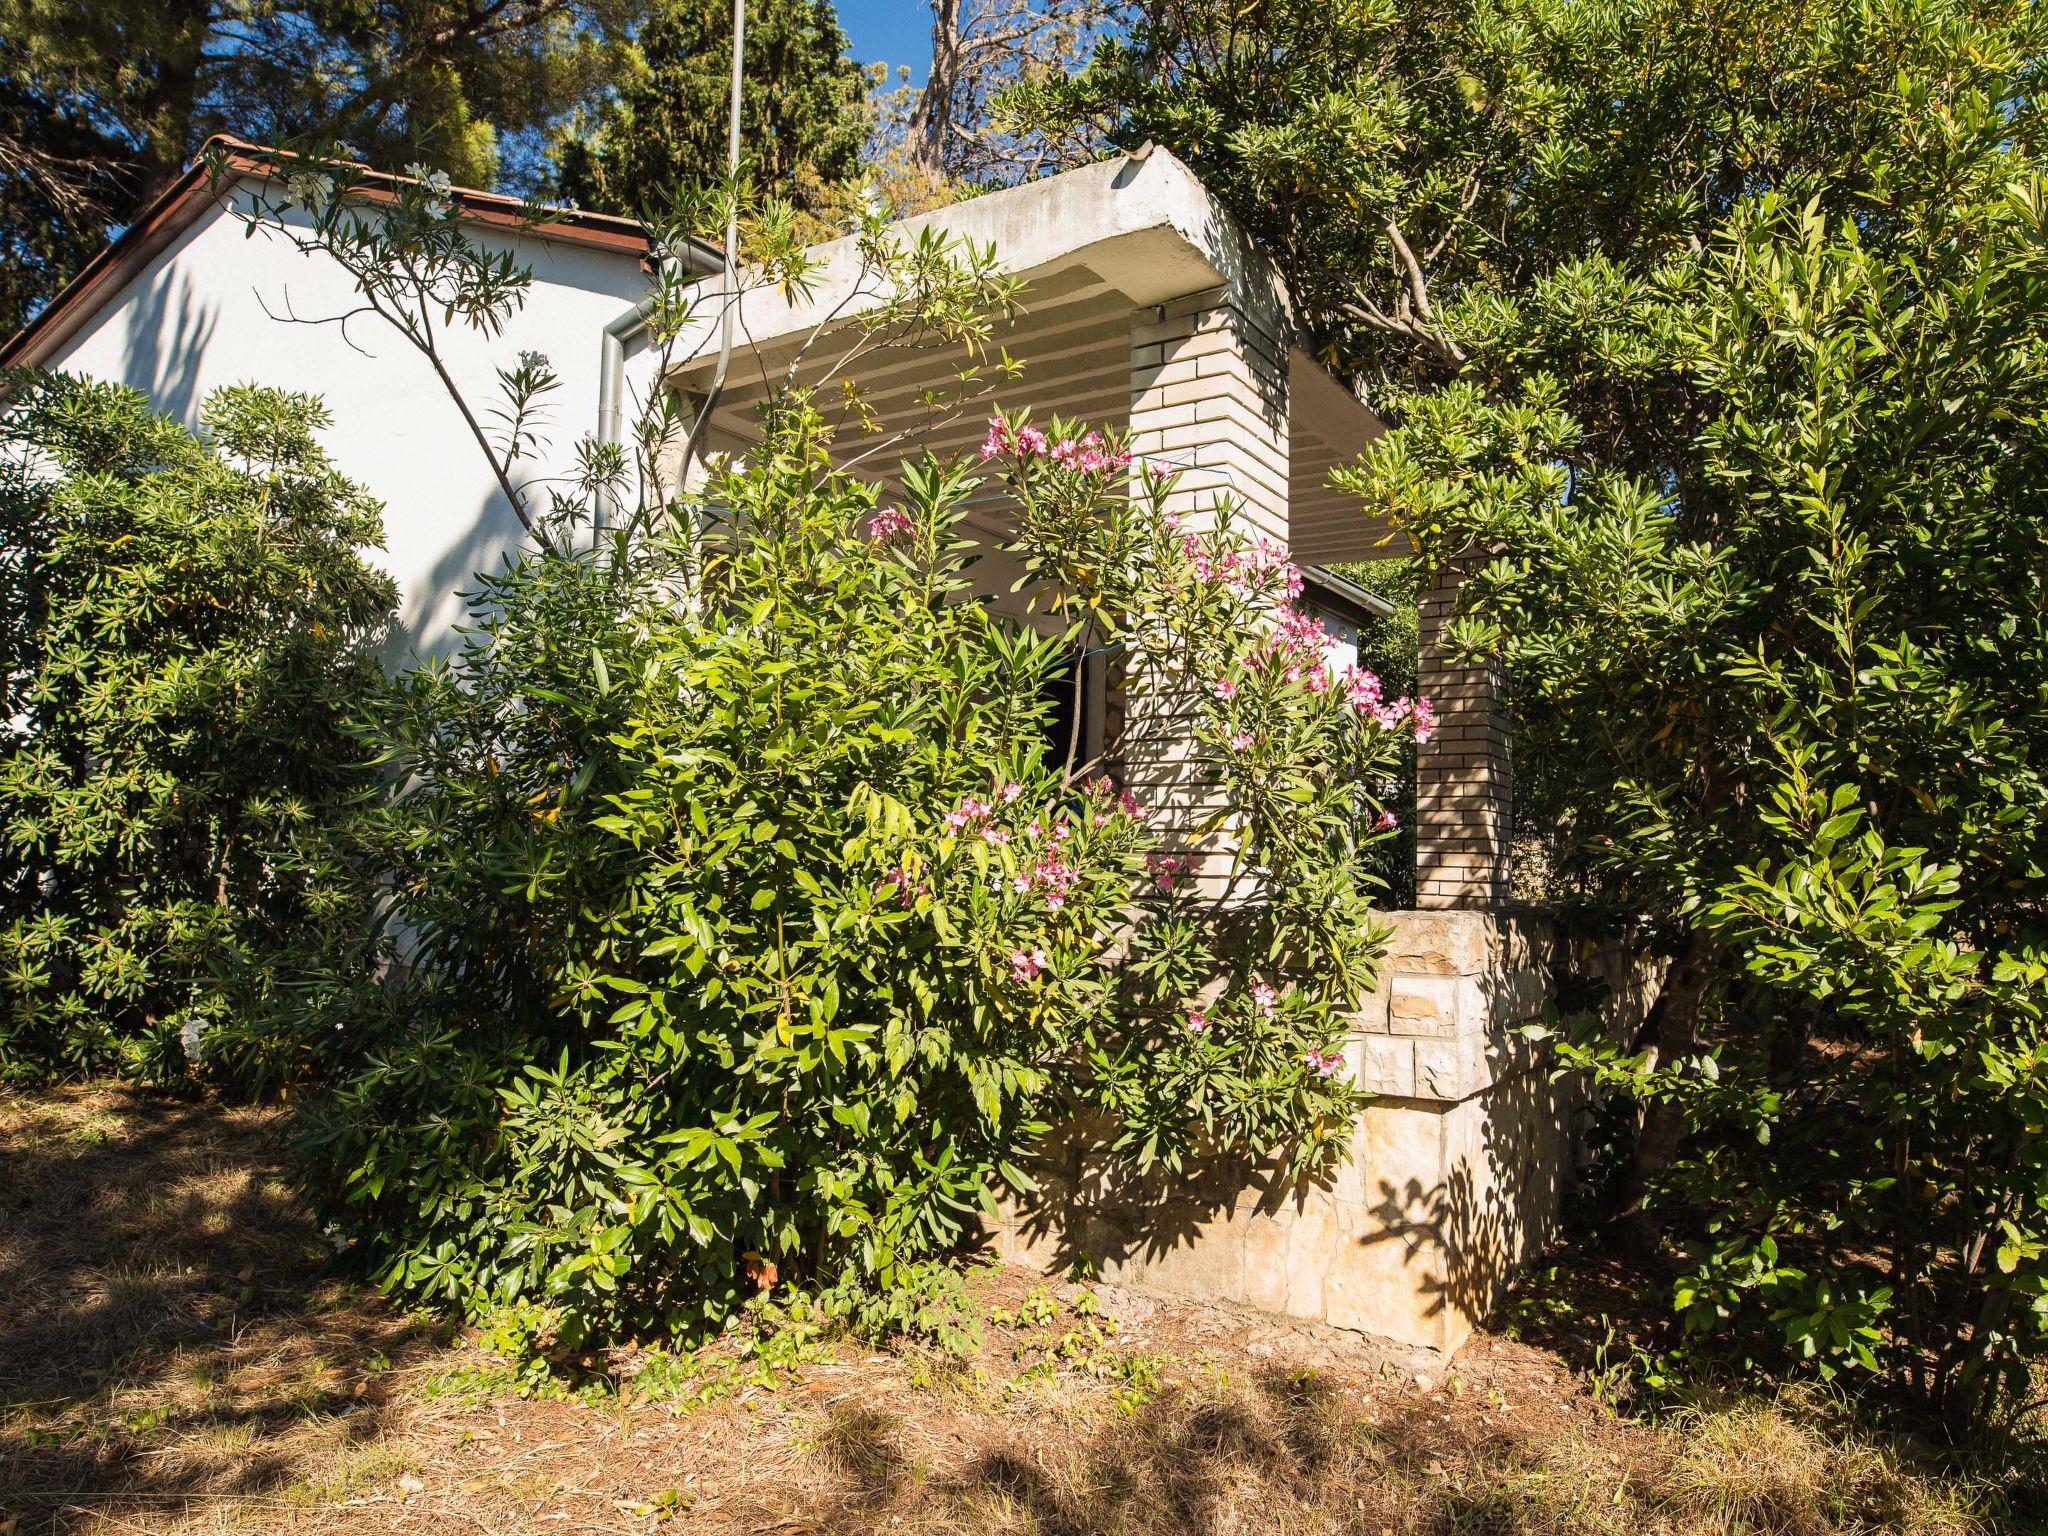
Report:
290,401,1409,1349
0,375,395,1081
1346,170,2048,1430
551,0,868,222
1033,0,2048,1432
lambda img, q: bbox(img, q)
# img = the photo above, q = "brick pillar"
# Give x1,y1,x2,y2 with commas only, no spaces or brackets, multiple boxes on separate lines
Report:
1120,288,1290,883
1414,565,1512,908
1127,288,1289,543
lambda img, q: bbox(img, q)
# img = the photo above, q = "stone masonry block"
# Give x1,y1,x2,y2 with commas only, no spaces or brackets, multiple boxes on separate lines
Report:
1360,1035,1416,1097
1384,911,1494,975
1387,975,1470,1038
1413,1036,1484,1102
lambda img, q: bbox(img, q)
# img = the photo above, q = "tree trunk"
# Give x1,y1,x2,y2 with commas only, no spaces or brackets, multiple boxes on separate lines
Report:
1611,930,1715,1258
133,0,216,202
908,0,965,181
1942,1280,2014,1436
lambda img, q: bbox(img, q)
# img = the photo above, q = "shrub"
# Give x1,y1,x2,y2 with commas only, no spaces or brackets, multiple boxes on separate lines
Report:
293,403,1420,1346
1343,184,2048,1429
0,375,396,1082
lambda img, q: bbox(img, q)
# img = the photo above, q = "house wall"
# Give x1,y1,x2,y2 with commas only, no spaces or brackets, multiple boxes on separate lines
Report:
33,178,659,659
988,912,1661,1356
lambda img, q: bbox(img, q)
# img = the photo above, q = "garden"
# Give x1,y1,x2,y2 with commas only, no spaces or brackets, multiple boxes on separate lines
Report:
8,0,2048,1530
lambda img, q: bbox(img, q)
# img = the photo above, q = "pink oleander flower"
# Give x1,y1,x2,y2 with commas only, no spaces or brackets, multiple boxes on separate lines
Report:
1367,696,1418,733
1009,946,1048,983
1116,787,1146,821
997,780,1024,804
1411,697,1435,743
980,418,1008,461
1185,1007,1210,1035
1015,425,1049,456
1304,1048,1345,1078
1212,678,1238,701
1374,810,1399,833
1273,604,1331,659
869,505,912,542
1162,508,1185,533
1024,818,1044,840
1182,533,1245,586
945,796,991,831
1146,853,1189,891
982,825,1012,846
1343,666,1383,711
1049,431,1098,466
877,865,917,903
1022,849,1081,908
1229,730,1255,752
1252,980,1278,1017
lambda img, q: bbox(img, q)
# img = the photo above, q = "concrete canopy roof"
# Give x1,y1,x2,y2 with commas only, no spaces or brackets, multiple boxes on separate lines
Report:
666,145,1399,562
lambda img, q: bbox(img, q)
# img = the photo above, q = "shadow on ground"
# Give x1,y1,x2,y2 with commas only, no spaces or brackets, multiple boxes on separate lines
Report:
0,1087,437,1535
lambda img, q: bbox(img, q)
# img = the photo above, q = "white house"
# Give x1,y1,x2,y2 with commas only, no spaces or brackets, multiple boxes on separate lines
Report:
0,138,712,658
4,137,1640,1359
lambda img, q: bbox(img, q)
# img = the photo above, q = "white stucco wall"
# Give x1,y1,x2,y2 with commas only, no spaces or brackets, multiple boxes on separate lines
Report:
38,177,662,658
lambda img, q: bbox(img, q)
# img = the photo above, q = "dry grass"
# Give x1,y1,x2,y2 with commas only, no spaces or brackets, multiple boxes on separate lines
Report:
0,1085,2025,1536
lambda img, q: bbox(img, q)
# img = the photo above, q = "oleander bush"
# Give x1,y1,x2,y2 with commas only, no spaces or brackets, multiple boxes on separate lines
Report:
282,402,1423,1346
0,374,395,1082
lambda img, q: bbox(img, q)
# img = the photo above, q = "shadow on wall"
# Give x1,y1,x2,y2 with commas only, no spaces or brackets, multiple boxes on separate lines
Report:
113,266,221,429
998,1074,1577,1353
383,482,538,666
1358,1064,1583,1345
992,929,1655,1353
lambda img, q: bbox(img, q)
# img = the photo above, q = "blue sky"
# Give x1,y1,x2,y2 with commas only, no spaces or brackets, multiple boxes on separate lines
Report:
836,1,935,83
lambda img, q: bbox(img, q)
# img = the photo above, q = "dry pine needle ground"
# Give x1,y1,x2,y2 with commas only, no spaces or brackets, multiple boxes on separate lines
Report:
0,1085,2012,1535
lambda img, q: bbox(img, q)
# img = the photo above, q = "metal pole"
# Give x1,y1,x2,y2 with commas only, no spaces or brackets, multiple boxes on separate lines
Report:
672,0,746,524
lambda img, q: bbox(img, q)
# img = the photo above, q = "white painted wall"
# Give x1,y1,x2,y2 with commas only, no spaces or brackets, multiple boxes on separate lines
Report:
40,177,664,658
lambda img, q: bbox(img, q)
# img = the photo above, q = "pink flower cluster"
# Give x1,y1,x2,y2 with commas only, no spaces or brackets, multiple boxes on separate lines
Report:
981,418,1049,460
1016,847,1082,909
868,505,912,542
945,796,992,832
1145,852,1191,891
1304,1048,1345,1078
1182,534,1304,600
1339,665,1435,741
876,863,923,904
1083,775,1147,828
1252,980,1278,1018
1243,604,1334,687
946,786,1084,906
1373,810,1400,833
1049,430,1131,475
980,416,1132,474
1185,1006,1211,1035
1010,946,1048,983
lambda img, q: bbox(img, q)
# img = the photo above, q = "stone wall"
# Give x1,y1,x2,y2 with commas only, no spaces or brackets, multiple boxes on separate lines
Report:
987,910,1654,1357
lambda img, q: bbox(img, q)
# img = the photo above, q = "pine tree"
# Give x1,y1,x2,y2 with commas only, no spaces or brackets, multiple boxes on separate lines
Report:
550,0,867,220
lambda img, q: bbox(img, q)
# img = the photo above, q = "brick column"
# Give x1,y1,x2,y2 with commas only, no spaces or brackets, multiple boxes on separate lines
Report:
1127,288,1290,544
1414,565,1512,908
1119,289,1289,883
